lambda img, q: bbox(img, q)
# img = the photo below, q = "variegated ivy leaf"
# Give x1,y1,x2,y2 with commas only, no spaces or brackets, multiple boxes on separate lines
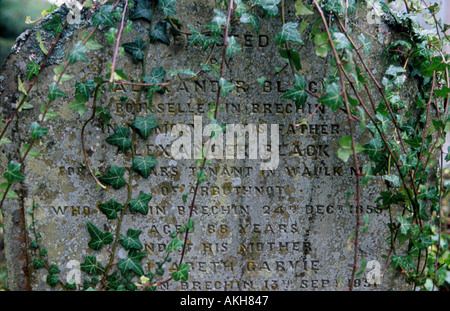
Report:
158,0,177,16
226,36,242,58
68,42,89,64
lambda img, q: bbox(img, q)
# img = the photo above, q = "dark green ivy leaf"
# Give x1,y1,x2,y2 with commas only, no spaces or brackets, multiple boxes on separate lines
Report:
130,0,153,21
158,0,177,16
48,264,60,275
92,5,116,28
324,0,344,14
106,125,131,152
143,67,166,85
171,262,189,281
122,36,146,62
86,221,114,251
129,192,153,215
98,198,122,219
43,14,63,34
30,122,48,140
150,21,170,45
47,83,65,101
318,82,343,111
187,24,206,46
131,115,159,139
27,61,40,81
119,228,143,250
46,274,59,287
99,165,126,190
75,80,96,101
33,258,45,269
132,155,158,178
68,43,89,64
80,255,103,275
118,256,144,276
4,161,25,184
281,74,308,108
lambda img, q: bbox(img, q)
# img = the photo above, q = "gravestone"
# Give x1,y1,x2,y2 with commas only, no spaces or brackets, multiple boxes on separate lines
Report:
0,1,412,290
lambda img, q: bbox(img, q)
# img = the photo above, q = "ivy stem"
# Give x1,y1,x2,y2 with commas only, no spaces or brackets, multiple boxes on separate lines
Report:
109,0,129,83
99,8,152,290
147,0,236,288
312,0,362,291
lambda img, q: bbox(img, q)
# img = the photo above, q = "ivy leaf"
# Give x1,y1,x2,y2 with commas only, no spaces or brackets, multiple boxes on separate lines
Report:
278,49,301,71
98,198,122,219
256,0,281,17
324,0,344,14
166,236,183,253
206,9,227,37
119,228,143,250
84,39,103,51
143,67,166,85
105,27,118,44
75,80,96,101
333,32,352,51
171,262,189,282
86,221,114,251
92,5,116,27
281,74,308,108
396,216,411,235
385,65,406,77
187,25,206,46
36,30,48,55
318,82,343,111
106,125,131,153
68,42,89,64
27,61,40,81
47,83,65,101
240,13,259,34
158,0,177,16
122,36,146,62
118,257,144,276
131,115,158,139
358,34,371,55
150,21,170,45
46,274,59,287
129,192,153,215
30,122,48,140
219,78,234,97
4,161,25,184
295,2,313,15
99,165,126,190
43,14,63,34
69,93,88,116
130,0,153,22
226,36,242,58
384,174,402,187
275,22,303,46
314,33,331,58
132,156,158,178
80,256,102,275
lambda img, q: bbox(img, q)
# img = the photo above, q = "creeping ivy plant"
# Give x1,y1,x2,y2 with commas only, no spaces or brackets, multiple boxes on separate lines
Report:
0,0,449,292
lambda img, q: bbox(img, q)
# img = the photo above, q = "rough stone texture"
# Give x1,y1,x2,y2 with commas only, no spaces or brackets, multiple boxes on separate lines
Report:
0,2,413,290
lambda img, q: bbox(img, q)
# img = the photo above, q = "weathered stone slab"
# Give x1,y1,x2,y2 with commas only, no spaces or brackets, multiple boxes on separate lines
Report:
0,1,412,290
